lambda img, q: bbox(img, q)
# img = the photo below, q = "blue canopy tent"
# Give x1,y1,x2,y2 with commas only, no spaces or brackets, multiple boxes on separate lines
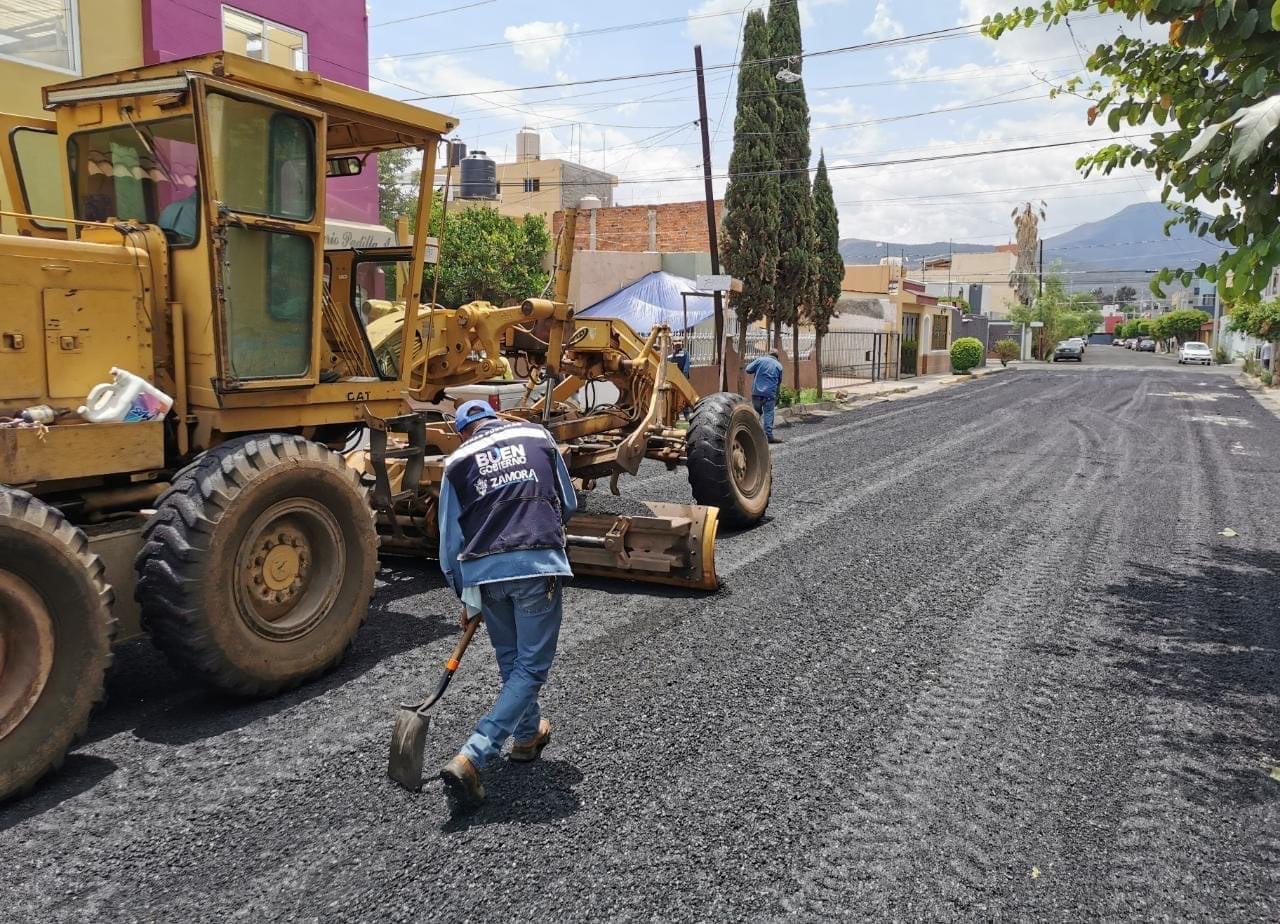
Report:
577,271,712,334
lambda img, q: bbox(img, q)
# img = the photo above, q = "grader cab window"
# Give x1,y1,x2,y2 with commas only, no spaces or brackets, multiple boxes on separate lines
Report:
10,127,68,229
205,94,314,221
67,118,200,244
355,257,411,379
206,91,318,383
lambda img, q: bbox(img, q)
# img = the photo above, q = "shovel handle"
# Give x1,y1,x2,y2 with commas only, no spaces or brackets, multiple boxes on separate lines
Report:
402,608,483,714
446,609,483,671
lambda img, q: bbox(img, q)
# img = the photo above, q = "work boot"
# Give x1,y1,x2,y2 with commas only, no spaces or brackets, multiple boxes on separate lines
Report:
509,719,552,763
440,754,485,809
768,436,783,445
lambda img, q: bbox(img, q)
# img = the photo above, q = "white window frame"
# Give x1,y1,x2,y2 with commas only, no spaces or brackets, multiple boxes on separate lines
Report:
220,4,308,70
0,0,82,76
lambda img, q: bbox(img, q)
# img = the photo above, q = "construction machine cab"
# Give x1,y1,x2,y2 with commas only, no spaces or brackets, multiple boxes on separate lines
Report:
1,53,456,451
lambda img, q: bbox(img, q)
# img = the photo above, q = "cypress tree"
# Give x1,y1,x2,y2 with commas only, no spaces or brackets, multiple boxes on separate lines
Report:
719,9,780,396
769,0,813,392
809,152,844,400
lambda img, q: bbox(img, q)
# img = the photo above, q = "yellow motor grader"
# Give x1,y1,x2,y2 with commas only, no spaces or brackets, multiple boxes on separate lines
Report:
0,54,772,800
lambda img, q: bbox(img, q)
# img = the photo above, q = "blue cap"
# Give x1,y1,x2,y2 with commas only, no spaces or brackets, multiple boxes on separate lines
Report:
454,399,499,433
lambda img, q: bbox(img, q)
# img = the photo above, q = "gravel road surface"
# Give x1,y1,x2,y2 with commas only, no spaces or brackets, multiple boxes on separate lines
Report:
3,362,1277,921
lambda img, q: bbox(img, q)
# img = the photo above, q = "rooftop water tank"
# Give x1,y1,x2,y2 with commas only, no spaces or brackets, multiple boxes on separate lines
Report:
578,194,602,210
516,127,541,162
459,150,497,200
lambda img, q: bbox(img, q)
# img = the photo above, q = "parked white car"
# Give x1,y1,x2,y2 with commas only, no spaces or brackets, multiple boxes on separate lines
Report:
1178,341,1213,366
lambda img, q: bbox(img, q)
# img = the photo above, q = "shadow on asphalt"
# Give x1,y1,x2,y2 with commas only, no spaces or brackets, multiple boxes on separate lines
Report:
1101,545,1280,810
441,758,584,833
83,559,457,749
0,755,117,834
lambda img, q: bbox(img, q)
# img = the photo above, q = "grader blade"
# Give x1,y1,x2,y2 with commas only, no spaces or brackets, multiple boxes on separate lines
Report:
565,502,720,591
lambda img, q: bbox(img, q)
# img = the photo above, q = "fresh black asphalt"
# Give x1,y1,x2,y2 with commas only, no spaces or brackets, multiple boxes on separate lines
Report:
3,354,1277,920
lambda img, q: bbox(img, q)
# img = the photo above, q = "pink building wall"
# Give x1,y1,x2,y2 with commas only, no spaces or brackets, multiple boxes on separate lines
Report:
140,0,377,223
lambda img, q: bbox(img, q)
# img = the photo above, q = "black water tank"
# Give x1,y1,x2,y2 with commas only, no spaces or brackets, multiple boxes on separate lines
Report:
459,150,497,199
448,140,467,167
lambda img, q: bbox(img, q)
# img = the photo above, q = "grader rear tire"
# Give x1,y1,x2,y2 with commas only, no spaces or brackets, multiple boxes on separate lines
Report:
0,489,114,802
686,392,772,528
135,434,377,697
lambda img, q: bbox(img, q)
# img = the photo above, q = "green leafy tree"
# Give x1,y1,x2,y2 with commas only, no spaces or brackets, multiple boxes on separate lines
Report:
770,0,814,391
1229,297,1280,384
378,148,419,230
808,152,843,399
1157,307,1212,343
983,2,1280,300
720,9,780,395
433,202,550,307
1010,262,1102,356
1115,284,1139,306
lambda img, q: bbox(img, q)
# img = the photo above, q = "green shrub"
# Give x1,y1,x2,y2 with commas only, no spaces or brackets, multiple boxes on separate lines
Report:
994,338,1020,364
1213,345,1230,366
950,336,984,373
1263,371,1273,387
1244,356,1260,376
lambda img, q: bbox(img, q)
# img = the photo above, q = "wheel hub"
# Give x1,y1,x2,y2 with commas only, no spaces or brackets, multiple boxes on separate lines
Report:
731,441,749,482
234,499,343,640
0,570,55,742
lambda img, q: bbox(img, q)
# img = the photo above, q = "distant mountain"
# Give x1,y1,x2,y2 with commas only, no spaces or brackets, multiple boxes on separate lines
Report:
839,201,1227,291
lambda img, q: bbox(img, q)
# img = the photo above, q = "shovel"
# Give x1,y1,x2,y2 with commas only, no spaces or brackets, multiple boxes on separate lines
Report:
388,609,483,792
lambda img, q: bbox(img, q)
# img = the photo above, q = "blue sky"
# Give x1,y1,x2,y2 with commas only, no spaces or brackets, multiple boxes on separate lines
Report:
367,1,1161,246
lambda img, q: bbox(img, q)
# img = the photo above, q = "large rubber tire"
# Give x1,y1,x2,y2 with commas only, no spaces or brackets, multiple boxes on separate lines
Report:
0,489,114,802
135,434,377,697
686,392,772,528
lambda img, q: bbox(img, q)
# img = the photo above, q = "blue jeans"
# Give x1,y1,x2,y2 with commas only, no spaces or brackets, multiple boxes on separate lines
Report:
460,576,564,769
752,394,776,438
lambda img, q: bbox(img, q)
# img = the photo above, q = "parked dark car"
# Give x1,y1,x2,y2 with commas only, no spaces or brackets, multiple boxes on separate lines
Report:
1137,338,1156,352
1053,340,1084,362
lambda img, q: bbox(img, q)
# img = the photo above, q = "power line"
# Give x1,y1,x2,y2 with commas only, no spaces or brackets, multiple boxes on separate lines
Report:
371,0,498,28
398,21,991,102
374,7,756,63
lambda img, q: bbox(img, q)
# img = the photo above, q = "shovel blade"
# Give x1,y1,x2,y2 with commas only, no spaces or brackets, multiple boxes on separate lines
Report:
388,708,430,792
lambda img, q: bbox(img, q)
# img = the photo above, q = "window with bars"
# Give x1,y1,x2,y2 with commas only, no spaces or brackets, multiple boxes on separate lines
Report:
522,178,540,193
222,5,308,70
0,0,79,73
931,314,949,351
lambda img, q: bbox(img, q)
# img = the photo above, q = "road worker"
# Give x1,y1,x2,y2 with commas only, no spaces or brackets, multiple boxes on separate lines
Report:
436,400,577,809
744,349,784,444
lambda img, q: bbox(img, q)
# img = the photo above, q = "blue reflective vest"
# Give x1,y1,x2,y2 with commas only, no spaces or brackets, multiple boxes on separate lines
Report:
443,420,567,562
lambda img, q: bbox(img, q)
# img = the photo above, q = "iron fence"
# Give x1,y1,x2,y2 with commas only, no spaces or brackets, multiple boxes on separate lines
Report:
678,326,900,382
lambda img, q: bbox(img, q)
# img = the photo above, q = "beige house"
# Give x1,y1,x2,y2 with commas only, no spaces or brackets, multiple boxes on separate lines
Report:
919,248,1019,319
437,130,616,223
843,263,956,374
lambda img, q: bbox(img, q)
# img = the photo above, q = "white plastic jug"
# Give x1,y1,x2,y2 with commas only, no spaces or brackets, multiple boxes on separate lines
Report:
79,368,174,423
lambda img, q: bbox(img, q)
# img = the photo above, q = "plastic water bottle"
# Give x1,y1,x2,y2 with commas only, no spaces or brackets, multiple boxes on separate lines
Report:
78,368,174,423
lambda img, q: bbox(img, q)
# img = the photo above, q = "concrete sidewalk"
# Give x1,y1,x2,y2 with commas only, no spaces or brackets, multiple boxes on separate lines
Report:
775,363,1015,425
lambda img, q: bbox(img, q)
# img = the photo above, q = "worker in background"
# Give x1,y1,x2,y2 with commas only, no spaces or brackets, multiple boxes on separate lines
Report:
744,349,784,444
436,400,578,809
670,338,692,378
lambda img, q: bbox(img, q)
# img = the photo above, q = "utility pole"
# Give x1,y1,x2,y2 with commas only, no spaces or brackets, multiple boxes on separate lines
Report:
1038,239,1045,297
694,44,726,390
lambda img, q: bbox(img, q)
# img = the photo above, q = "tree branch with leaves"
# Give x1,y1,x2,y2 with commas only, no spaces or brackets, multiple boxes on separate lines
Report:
983,1,1280,300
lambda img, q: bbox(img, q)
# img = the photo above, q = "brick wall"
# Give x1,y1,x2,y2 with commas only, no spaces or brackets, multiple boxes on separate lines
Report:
553,201,724,253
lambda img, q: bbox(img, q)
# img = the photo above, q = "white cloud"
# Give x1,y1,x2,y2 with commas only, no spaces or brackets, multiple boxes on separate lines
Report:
502,20,570,73
865,1,904,40
685,0,845,46
890,47,929,79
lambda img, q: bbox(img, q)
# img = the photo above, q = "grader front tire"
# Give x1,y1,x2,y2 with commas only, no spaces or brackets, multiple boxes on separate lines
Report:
0,489,115,802
135,434,377,697
686,392,772,528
